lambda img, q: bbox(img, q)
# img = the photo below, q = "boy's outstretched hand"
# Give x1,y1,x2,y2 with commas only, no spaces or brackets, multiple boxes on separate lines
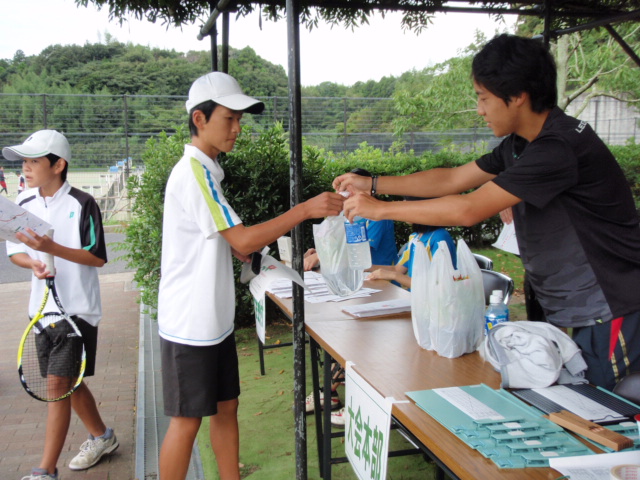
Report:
303,192,345,219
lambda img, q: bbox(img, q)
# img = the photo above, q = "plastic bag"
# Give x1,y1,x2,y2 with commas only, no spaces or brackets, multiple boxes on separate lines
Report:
410,238,432,349
412,238,485,358
313,214,363,296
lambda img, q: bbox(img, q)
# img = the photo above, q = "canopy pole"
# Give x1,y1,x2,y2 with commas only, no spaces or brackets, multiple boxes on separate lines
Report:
286,0,308,479
604,24,640,68
543,0,552,46
221,11,230,72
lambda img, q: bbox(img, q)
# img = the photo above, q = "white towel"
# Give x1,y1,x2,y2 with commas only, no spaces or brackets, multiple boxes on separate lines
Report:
482,321,588,389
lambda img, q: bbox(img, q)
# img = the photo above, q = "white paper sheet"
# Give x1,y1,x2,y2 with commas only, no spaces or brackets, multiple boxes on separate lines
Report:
549,450,640,480
433,386,505,421
342,298,411,318
0,195,52,242
249,254,309,343
532,385,627,423
492,222,519,255
267,270,381,303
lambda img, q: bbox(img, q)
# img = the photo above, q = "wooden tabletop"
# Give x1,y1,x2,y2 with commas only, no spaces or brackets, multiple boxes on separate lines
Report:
273,279,566,479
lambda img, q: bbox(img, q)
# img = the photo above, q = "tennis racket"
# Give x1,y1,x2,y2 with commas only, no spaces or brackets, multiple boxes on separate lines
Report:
17,229,86,402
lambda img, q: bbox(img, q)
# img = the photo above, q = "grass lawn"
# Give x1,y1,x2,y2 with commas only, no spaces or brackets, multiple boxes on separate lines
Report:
197,247,526,479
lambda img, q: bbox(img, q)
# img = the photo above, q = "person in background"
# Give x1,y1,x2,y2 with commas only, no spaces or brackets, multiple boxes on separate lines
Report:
367,223,456,290
334,34,640,391
17,170,26,194
366,196,456,290
0,166,8,194
157,71,344,480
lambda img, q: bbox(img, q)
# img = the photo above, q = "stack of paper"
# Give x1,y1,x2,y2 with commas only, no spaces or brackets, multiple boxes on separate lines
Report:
266,271,381,303
341,298,411,318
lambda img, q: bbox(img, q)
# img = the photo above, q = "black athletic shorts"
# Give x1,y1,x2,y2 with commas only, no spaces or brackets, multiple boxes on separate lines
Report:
36,315,98,378
160,333,240,418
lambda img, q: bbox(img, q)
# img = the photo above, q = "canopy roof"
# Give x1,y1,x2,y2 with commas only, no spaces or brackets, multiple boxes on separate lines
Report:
85,1,640,34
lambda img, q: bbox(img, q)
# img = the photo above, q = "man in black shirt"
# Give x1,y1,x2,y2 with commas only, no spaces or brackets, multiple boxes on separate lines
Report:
334,34,640,390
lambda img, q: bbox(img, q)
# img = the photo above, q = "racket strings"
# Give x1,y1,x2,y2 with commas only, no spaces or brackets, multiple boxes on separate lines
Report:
19,314,83,401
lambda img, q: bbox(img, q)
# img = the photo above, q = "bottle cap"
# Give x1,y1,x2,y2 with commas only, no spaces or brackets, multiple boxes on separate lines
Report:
489,294,502,304
492,289,503,300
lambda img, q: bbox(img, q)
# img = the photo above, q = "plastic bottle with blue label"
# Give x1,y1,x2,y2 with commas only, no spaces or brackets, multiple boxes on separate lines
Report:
484,290,509,335
344,216,372,270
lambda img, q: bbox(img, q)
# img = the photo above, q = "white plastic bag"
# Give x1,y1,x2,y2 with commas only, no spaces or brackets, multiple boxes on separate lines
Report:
411,238,433,349
313,215,363,296
415,238,485,358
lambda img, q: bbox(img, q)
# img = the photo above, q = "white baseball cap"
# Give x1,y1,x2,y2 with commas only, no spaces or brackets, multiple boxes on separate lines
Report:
185,72,265,114
3,129,71,162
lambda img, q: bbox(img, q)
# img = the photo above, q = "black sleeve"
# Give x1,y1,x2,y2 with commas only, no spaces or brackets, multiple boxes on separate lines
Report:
73,189,108,263
476,136,511,175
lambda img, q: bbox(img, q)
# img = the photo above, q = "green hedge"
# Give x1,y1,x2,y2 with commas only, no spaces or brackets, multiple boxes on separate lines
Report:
123,126,640,327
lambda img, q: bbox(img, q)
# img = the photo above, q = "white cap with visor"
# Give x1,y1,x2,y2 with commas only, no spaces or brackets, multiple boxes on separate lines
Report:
2,129,71,162
185,72,265,114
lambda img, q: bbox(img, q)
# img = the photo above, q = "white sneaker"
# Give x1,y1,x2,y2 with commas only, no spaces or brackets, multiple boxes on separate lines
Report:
68,428,119,471
305,391,341,413
21,469,59,480
331,407,347,427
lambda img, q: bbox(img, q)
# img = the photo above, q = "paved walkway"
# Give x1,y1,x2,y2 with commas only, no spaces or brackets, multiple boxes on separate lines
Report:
0,273,139,480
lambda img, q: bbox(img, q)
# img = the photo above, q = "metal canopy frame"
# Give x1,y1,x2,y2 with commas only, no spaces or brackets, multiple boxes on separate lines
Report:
194,2,640,478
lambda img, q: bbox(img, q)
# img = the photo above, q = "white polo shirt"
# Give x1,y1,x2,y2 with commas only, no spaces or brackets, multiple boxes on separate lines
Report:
6,182,106,326
157,145,242,346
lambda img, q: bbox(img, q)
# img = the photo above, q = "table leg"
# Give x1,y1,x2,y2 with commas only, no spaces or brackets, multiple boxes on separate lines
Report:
258,336,266,376
322,348,334,480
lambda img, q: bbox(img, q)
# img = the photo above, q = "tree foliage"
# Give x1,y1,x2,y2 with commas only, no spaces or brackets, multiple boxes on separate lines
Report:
391,31,488,135
517,17,640,115
390,22,640,138
77,0,640,35
0,41,285,97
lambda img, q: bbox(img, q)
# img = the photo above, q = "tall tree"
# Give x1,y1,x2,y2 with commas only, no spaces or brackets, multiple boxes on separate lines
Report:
391,22,640,139
517,16,640,116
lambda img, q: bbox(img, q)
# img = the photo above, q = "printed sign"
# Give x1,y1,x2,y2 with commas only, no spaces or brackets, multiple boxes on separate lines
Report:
249,253,308,343
344,362,393,480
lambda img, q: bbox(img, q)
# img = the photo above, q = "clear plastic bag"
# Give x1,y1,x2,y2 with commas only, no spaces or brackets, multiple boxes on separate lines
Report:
412,239,485,358
313,214,363,296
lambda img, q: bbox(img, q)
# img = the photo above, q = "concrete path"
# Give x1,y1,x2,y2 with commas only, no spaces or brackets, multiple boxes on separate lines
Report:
0,272,139,480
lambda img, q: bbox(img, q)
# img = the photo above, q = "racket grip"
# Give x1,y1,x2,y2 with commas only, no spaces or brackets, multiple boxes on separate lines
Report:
43,229,55,277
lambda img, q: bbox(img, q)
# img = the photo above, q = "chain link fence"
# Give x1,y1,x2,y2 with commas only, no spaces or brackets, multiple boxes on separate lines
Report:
1,93,637,221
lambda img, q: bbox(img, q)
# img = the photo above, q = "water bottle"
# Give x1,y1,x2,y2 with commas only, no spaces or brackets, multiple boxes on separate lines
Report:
484,292,509,335
344,216,372,270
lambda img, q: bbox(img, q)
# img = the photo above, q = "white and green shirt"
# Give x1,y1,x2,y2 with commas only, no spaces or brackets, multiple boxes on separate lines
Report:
158,144,242,346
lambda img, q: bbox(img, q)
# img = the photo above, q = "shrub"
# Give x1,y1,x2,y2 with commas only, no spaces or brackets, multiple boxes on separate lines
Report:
610,141,640,213
123,125,188,312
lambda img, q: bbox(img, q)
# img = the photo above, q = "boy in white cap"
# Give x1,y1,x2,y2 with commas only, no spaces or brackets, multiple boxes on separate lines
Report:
3,130,118,480
157,72,344,480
